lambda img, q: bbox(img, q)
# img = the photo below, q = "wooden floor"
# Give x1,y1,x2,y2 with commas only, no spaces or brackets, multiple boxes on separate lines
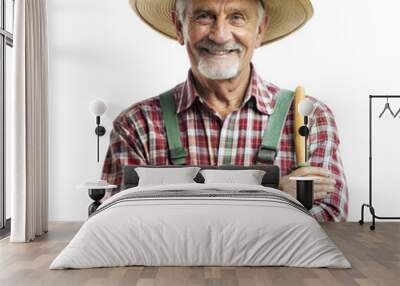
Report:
0,222,399,286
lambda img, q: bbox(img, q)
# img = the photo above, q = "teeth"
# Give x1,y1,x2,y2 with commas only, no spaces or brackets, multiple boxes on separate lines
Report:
199,47,238,56
210,50,229,55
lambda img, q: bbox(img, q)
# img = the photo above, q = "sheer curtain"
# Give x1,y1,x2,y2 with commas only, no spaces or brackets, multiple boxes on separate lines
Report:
10,0,48,242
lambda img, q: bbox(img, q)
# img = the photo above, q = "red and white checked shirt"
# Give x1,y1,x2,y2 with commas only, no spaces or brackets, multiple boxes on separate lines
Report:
101,65,348,222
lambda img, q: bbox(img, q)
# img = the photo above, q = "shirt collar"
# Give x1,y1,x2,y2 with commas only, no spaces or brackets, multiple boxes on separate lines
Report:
175,63,279,115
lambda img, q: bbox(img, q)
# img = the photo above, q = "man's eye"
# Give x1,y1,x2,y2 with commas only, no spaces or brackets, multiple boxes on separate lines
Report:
231,14,246,25
195,13,213,23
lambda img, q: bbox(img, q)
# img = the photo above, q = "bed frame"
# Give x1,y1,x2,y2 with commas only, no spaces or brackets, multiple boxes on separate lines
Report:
121,165,280,190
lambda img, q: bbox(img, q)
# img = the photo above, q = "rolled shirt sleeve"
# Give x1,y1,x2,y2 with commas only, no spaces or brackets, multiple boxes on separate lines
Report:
307,98,349,222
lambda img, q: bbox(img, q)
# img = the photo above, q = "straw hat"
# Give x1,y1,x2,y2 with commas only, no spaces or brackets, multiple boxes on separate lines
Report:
128,0,313,45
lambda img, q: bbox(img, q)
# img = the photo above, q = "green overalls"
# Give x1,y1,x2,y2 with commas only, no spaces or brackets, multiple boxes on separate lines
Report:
159,89,294,165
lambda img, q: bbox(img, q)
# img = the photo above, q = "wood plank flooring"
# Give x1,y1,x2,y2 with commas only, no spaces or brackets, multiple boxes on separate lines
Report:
0,222,399,286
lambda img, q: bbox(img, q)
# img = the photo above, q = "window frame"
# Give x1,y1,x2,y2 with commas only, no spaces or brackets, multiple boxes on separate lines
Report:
0,0,14,234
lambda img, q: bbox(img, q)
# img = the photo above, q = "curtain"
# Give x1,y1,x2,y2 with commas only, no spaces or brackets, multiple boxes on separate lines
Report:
10,0,49,242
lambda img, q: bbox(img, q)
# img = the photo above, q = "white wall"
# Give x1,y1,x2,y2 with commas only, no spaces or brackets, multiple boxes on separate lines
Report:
48,0,400,221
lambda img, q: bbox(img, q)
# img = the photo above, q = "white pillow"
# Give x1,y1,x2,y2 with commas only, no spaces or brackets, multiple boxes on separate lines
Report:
200,169,266,185
135,167,201,186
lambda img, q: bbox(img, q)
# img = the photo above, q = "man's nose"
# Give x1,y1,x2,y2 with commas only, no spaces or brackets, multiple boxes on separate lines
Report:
208,18,233,44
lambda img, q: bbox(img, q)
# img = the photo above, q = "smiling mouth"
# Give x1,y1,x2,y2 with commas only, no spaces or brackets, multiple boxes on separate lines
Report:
199,48,240,56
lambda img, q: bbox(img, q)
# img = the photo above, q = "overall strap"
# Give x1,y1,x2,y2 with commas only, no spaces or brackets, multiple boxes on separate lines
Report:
256,89,295,165
159,89,187,165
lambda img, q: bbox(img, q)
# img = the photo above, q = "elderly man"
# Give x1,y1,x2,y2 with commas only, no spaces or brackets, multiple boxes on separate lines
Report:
102,0,348,222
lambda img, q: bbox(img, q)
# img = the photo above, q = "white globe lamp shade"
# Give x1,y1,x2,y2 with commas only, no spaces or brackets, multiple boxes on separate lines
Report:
298,99,314,117
89,99,107,116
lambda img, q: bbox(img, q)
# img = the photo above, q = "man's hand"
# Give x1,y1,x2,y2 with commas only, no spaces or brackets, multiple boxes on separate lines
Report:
279,166,336,200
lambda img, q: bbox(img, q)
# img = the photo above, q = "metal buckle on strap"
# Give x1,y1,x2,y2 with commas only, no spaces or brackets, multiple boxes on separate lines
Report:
256,146,276,164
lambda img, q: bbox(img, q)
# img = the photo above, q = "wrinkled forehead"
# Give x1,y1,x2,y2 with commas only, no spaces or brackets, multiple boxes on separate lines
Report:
187,0,262,13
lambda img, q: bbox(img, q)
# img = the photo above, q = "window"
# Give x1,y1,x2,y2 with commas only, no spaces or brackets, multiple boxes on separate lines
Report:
0,0,14,235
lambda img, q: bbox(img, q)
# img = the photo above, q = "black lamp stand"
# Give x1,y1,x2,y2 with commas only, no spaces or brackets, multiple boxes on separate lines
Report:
88,188,106,216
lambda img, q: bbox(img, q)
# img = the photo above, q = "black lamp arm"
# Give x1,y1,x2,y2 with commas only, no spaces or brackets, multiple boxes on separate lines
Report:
304,116,309,162
297,116,310,162
94,116,106,162
95,115,106,136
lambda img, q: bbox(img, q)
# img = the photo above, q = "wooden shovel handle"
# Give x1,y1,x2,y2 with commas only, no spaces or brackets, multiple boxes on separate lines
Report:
294,86,306,166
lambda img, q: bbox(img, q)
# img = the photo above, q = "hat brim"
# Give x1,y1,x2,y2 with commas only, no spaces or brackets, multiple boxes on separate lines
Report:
129,0,313,46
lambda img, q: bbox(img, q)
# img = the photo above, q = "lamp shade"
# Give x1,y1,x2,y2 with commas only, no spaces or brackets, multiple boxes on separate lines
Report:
298,99,314,117
89,99,107,116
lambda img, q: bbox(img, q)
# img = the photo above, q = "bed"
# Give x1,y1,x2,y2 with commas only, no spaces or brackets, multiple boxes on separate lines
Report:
50,165,350,269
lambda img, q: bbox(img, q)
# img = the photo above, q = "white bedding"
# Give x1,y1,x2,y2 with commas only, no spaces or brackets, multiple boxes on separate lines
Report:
50,183,351,269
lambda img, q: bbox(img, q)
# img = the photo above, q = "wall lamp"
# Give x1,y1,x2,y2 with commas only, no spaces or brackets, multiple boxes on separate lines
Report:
89,99,107,162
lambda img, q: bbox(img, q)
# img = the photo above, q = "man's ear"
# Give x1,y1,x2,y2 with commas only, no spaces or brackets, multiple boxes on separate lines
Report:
171,11,185,45
255,15,269,48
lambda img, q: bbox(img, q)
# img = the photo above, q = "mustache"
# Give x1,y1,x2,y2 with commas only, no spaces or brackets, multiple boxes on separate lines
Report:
195,38,244,53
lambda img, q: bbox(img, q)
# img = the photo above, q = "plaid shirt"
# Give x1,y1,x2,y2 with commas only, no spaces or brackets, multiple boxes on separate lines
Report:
101,65,348,222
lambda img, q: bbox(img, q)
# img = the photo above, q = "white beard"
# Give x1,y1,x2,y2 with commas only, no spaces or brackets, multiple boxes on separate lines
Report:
197,56,240,80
